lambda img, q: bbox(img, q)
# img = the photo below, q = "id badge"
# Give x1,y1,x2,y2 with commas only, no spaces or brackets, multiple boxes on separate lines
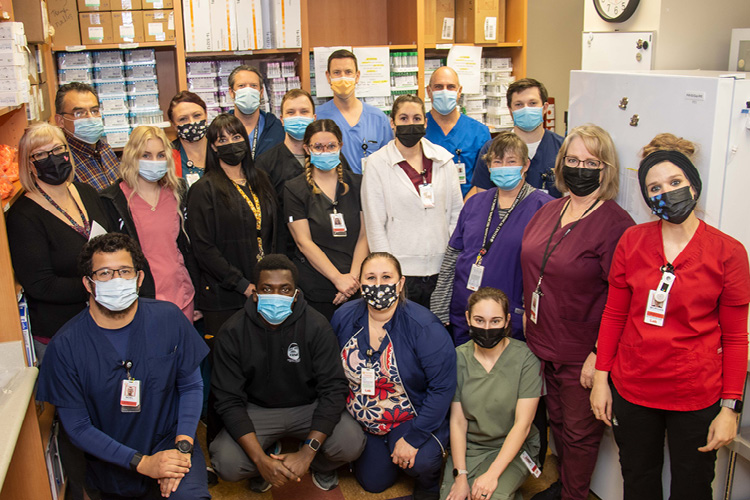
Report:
466,263,484,291
529,291,540,324
186,173,200,187
330,212,348,237
121,379,141,413
644,289,669,326
456,162,466,184
361,157,368,174
521,451,541,478
419,183,436,208
361,368,376,396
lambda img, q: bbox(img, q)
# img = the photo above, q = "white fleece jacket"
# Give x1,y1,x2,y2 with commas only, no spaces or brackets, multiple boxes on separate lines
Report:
362,138,463,276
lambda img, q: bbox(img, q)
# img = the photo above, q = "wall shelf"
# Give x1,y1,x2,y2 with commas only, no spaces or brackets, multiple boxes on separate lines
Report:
185,48,302,58
0,106,22,119
52,40,177,52
2,180,23,212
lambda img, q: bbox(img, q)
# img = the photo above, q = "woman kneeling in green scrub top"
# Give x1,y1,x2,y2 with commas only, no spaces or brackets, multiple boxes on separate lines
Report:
441,287,542,500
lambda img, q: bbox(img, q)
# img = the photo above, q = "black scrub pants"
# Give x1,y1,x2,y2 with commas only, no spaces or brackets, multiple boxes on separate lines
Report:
405,275,439,309
611,384,720,500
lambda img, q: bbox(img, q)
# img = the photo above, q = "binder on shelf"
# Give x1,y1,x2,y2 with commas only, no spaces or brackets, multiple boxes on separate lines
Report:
18,294,37,367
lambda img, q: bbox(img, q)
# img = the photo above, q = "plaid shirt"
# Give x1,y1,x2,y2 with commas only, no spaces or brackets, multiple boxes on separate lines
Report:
66,132,120,191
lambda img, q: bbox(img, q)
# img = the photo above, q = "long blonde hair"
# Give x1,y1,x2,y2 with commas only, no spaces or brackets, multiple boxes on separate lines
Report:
18,122,75,194
120,126,182,207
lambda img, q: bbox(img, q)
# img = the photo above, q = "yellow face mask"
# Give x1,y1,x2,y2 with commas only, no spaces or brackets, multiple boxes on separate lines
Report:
330,77,356,98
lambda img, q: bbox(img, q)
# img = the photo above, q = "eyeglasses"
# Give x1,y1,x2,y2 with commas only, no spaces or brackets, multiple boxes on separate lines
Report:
30,144,68,162
61,108,102,119
564,156,604,169
90,267,137,281
309,142,340,154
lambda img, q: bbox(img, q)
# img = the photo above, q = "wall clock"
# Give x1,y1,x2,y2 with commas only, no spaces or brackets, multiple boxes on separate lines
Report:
594,0,640,23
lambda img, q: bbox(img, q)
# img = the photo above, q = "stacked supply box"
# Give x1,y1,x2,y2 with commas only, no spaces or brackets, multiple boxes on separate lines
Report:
56,48,162,147
73,0,174,46
186,59,223,121
0,23,31,107
481,57,514,130
262,61,298,116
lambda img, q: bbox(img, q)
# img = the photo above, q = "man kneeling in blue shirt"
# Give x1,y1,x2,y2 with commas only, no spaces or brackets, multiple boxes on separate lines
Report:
37,233,210,500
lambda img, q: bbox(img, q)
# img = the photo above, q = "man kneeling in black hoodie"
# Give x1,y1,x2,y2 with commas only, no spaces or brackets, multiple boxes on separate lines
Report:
209,254,366,492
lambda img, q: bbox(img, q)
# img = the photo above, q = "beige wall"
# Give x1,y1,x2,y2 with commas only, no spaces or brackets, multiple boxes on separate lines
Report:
527,0,583,136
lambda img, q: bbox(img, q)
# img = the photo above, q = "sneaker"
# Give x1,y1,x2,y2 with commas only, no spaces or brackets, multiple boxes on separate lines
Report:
249,475,272,493
206,467,218,487
311,469,339,491
531,479,562,500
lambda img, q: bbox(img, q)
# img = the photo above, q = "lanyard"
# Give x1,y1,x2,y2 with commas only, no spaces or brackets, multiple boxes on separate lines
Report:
36,182,91,239
232,181,265,262
535,198,599,294
250,126,259,159
476,183,528,264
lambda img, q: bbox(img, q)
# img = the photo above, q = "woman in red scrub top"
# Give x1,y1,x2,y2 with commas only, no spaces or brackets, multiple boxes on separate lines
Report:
591,133,750,500
520,124,634,500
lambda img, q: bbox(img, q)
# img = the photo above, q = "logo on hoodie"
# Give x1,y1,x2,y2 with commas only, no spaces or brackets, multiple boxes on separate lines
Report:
287,343,300,363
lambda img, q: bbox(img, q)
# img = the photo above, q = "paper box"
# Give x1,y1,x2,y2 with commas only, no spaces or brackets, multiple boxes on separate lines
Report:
208,0,236,51
13,0,50,43
48,0,81,47
77,0,112,12
141,10,175,42
112,10,144,42
235,0,263,50
142,0,173,9
425,0,456,44
79,12,115,44
273,0,300,49
111,0,142,9
182,0,212,51
456,0,505,44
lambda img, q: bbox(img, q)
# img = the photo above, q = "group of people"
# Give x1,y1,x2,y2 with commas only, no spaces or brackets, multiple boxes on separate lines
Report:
6,47,748,500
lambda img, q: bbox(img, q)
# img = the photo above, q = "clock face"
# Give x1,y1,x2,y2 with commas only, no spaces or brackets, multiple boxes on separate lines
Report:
594,0,640,23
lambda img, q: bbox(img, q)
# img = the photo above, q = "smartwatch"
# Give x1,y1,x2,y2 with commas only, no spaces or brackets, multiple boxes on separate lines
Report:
304,438,321,452
175,440,194,455
130,452,143,472
720,399,744,413
453,468,468,477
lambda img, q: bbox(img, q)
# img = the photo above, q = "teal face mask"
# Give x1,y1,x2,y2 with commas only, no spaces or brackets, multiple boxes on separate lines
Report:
310,152,340,171
257,291,296,325
490,166,523,190
283,116,313,141
74,117,104,144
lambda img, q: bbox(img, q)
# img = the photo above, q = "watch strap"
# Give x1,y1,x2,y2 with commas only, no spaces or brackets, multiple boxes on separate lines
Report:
130,451,143,472
453,468,468,477
720,398,743,413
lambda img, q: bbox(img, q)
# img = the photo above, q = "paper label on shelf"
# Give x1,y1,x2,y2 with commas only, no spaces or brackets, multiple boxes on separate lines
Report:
88,27,104,40
148,22,164,35
441,17,454,40
436,43,453,50
65,45,88,52
120,24,135,38
484,17,497,41
119,43,140,49
168,11,174,30
85,0,101,6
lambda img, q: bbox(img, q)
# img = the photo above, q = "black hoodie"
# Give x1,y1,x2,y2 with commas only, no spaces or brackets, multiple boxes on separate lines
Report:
211,290,348,440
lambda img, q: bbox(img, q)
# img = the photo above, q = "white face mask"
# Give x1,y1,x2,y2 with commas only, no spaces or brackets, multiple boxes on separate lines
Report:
138,159,168,182
92,277,139,312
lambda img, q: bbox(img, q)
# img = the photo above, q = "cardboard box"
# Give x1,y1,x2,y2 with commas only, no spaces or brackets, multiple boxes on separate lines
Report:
13,0,50,43
141,10,175,42
77,0,112,12
456,0,505,44
48,0,81,48
112,10,144,42
79,12,115,44
112,0,142,9
425,0,456,44
182,0,212,51
142,0,172,9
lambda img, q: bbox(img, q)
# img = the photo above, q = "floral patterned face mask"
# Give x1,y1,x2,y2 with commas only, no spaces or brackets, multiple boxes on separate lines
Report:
176,119,207,143
361,283,399,310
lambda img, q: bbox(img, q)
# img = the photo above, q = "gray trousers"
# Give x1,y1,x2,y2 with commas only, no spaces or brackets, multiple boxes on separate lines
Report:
210,402,366,482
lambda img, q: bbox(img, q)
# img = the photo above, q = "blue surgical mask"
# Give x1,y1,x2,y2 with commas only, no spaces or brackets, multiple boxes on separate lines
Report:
139,159,168,182
310,151,340,171
283,116,313,141
234,87,261,115
512,106,544,132
490,166,523,190
74,117,104,144
431,90,458,115
93,277,139,312
257,291,296,325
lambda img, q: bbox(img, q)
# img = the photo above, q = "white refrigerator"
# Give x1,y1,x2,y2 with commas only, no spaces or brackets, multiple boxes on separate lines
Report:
568,70,750,500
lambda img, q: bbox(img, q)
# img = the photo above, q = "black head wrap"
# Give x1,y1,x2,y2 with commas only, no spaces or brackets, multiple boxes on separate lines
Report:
638,150,702,204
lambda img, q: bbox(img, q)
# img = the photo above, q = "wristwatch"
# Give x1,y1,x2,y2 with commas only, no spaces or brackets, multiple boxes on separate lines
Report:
130,452,143,472
175,440,194,454
453,468,468,477
304,438,321,452
720,399,744,413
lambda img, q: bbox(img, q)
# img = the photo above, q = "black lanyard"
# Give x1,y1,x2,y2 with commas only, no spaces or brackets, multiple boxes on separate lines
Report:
477,183,528,263
250,125,259,159
535,198,599,294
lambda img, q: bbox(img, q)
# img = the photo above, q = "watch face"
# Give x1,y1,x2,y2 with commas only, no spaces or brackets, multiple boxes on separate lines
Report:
176,440,193,453
594,0,639,23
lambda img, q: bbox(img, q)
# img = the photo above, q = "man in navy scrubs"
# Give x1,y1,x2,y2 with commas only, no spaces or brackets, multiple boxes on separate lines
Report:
37,233,210,499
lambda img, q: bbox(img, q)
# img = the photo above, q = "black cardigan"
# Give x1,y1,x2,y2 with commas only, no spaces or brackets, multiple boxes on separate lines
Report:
99,178,196,300
186,172,276,311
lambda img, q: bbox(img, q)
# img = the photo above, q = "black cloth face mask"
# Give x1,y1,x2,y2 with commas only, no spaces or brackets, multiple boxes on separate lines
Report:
215,141,248,166
646,185,697,224
469,324,511,349
34,152,73,186
562,165,601,197
177,120,207,143
395,124,426,148
361,283,398,310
